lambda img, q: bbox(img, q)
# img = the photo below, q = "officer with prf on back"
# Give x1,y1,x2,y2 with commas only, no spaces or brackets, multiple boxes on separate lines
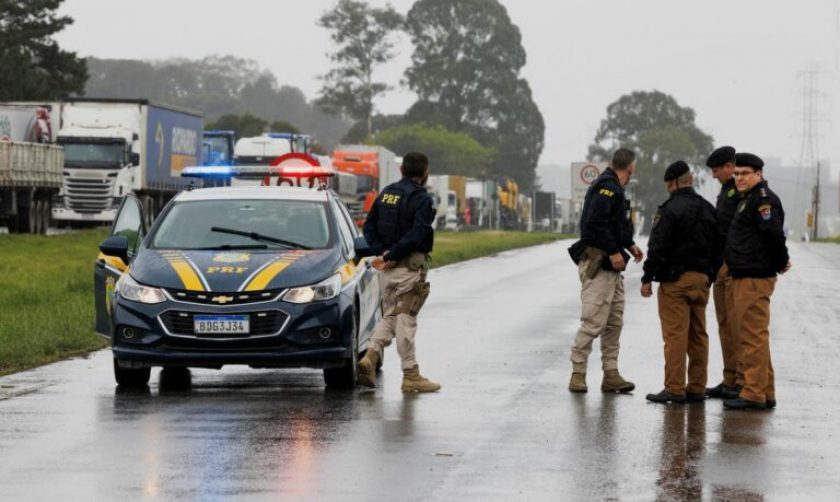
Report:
567,148,644,394
357,152,440,393
640,161,720,404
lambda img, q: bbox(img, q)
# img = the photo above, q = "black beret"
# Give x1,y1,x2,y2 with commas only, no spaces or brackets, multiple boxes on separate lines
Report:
706,146,736,167
664,161,690,181
735,152,764,170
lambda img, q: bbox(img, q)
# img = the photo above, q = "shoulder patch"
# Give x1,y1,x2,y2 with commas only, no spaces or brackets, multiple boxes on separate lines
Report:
758,203,772,220
727,188,736,197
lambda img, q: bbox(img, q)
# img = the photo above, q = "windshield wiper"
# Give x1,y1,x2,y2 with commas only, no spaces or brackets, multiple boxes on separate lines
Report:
210,226,311,250
191,244,268,250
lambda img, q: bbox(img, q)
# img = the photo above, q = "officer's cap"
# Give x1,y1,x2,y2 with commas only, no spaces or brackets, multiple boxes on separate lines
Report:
706,146,736,168
664,161,690,182
735,152,764,170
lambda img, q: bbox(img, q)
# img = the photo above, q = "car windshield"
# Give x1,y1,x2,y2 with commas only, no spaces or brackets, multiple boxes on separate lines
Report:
152,199,331,250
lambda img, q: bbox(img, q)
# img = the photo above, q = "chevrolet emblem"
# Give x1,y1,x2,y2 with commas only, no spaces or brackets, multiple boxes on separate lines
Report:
211,295,235,304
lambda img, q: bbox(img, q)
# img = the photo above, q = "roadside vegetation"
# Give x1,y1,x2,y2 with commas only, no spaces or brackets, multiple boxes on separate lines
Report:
0,229,564,376
817,236,840,244
0,229,109,375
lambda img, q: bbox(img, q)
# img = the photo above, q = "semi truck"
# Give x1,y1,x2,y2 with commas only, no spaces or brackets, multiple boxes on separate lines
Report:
331,145,398,224
0,104,63,233
201,130,236,167
52,98,203,225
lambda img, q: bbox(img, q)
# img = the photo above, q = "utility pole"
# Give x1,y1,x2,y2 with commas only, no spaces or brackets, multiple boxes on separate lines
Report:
797,64,821,240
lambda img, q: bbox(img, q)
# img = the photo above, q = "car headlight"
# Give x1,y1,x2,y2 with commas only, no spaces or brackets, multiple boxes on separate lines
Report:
117,274,166,304
283,273,342,304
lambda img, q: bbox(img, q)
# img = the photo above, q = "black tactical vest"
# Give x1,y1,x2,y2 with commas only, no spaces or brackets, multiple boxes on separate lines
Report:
376,179,425,250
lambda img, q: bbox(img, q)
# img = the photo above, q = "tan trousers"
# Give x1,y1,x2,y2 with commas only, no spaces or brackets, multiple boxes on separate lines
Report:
657,272,711,395
713,263,743,387
731,277,776,404
368,254,428,370
570,259,624,373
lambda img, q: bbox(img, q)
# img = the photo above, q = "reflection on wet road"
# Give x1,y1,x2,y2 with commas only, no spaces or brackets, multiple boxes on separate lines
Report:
1,241,839,500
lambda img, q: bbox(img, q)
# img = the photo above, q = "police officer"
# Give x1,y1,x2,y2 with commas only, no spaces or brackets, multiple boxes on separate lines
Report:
723,153,791,410
705,146,744,400
357,152,440,393
567,148,644,393
640,161,720,404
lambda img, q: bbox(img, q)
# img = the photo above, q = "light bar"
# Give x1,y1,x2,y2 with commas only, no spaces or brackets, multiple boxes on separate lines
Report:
180,165,335,179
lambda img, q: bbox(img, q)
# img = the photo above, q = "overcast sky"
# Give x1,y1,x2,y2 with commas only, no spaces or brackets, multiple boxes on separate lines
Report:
56,0,840,174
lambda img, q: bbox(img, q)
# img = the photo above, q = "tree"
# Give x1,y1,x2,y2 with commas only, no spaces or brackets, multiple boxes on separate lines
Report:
0,0,88,100
206,114,268,138
341,113,408,143
370,123,495,178
588,90,714,234
404,0,544,189
316,0,403,138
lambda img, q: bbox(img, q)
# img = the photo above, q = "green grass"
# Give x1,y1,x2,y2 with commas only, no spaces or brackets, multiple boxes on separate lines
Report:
431,230,567,268
0,229,565,376
0,229,109,375
817,236,840,244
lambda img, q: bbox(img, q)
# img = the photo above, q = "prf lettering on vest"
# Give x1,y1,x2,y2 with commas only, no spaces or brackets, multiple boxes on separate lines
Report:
382,194,401,205
598,188,615,197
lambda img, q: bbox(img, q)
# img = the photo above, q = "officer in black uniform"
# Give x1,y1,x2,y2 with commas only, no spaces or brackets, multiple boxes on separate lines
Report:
640,161,720,403
567,148,644,393
357,152,440,393
723,153,790,410
705,146,744,399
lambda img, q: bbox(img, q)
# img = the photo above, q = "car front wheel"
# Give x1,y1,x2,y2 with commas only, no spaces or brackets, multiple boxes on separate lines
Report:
113,358,151,388
323,312,358,389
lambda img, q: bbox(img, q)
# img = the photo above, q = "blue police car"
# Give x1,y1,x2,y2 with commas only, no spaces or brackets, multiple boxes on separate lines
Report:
94,170,380,388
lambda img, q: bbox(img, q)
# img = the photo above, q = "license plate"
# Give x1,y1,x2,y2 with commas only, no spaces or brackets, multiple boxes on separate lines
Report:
194,315,249,335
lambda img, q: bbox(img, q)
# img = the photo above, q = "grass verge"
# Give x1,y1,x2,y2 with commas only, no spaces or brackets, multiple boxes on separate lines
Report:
0,229,109,376
817,236,840,244
0,229,565,376
431,230,567,268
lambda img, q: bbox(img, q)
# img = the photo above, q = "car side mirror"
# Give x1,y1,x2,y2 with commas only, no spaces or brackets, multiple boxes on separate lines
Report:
99,235,130,264
129,152,140,166
353,236,374,258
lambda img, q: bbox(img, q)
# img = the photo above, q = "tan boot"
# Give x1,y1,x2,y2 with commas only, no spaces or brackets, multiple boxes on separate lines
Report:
401,366,441,393
357,349,380,388
601,369,635,393
569,372,588,393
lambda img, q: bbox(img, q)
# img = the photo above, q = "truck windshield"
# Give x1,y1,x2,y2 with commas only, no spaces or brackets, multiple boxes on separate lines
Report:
61,142,125,168
356,175,375,194
203,136,232,165
152,199,331,250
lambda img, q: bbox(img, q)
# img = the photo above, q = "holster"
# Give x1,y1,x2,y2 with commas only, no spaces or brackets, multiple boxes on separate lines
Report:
581,247,604,279
395,268,431,317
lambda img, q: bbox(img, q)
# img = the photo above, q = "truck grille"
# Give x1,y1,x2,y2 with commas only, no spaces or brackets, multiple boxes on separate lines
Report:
159,310,289,337
65,176,114,213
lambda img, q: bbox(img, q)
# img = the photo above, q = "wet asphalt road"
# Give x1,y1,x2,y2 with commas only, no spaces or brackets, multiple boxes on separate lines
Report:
1,240,839,501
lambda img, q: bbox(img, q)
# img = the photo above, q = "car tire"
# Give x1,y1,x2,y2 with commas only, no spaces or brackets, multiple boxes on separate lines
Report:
323,311,359,389
113,358,151,388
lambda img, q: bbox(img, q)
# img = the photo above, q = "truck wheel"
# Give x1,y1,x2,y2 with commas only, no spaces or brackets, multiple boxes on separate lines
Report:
113,358,151,387
323,312,359,389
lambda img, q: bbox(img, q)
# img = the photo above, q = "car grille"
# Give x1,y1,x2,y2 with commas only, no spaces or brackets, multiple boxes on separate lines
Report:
64,176,114,213
159,310,288,337
166,289,283,306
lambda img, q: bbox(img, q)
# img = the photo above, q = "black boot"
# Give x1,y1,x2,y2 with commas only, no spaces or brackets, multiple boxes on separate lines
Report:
646,389,686,404
723,398,766,410
706,382,737,399
686,393,706,403
721,384,742,399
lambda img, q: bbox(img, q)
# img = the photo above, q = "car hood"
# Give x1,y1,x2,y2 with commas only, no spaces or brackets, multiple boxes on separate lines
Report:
129,248,342,293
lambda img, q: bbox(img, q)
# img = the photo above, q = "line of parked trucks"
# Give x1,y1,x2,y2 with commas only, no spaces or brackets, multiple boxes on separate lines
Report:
1,98,537,233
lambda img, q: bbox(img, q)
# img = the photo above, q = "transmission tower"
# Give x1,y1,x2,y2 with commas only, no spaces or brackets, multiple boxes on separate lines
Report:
797,64,821,240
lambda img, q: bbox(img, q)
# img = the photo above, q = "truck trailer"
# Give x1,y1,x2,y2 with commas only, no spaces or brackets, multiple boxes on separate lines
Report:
53,98,203,225
0,104,63,233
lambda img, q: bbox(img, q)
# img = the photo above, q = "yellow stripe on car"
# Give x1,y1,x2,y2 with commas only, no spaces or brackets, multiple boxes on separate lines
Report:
337,260,358,285
244,259,294,291
162,253,206,291
97,252,128,273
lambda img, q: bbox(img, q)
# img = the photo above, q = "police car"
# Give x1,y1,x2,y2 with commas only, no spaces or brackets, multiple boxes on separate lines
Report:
94,161,380,388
